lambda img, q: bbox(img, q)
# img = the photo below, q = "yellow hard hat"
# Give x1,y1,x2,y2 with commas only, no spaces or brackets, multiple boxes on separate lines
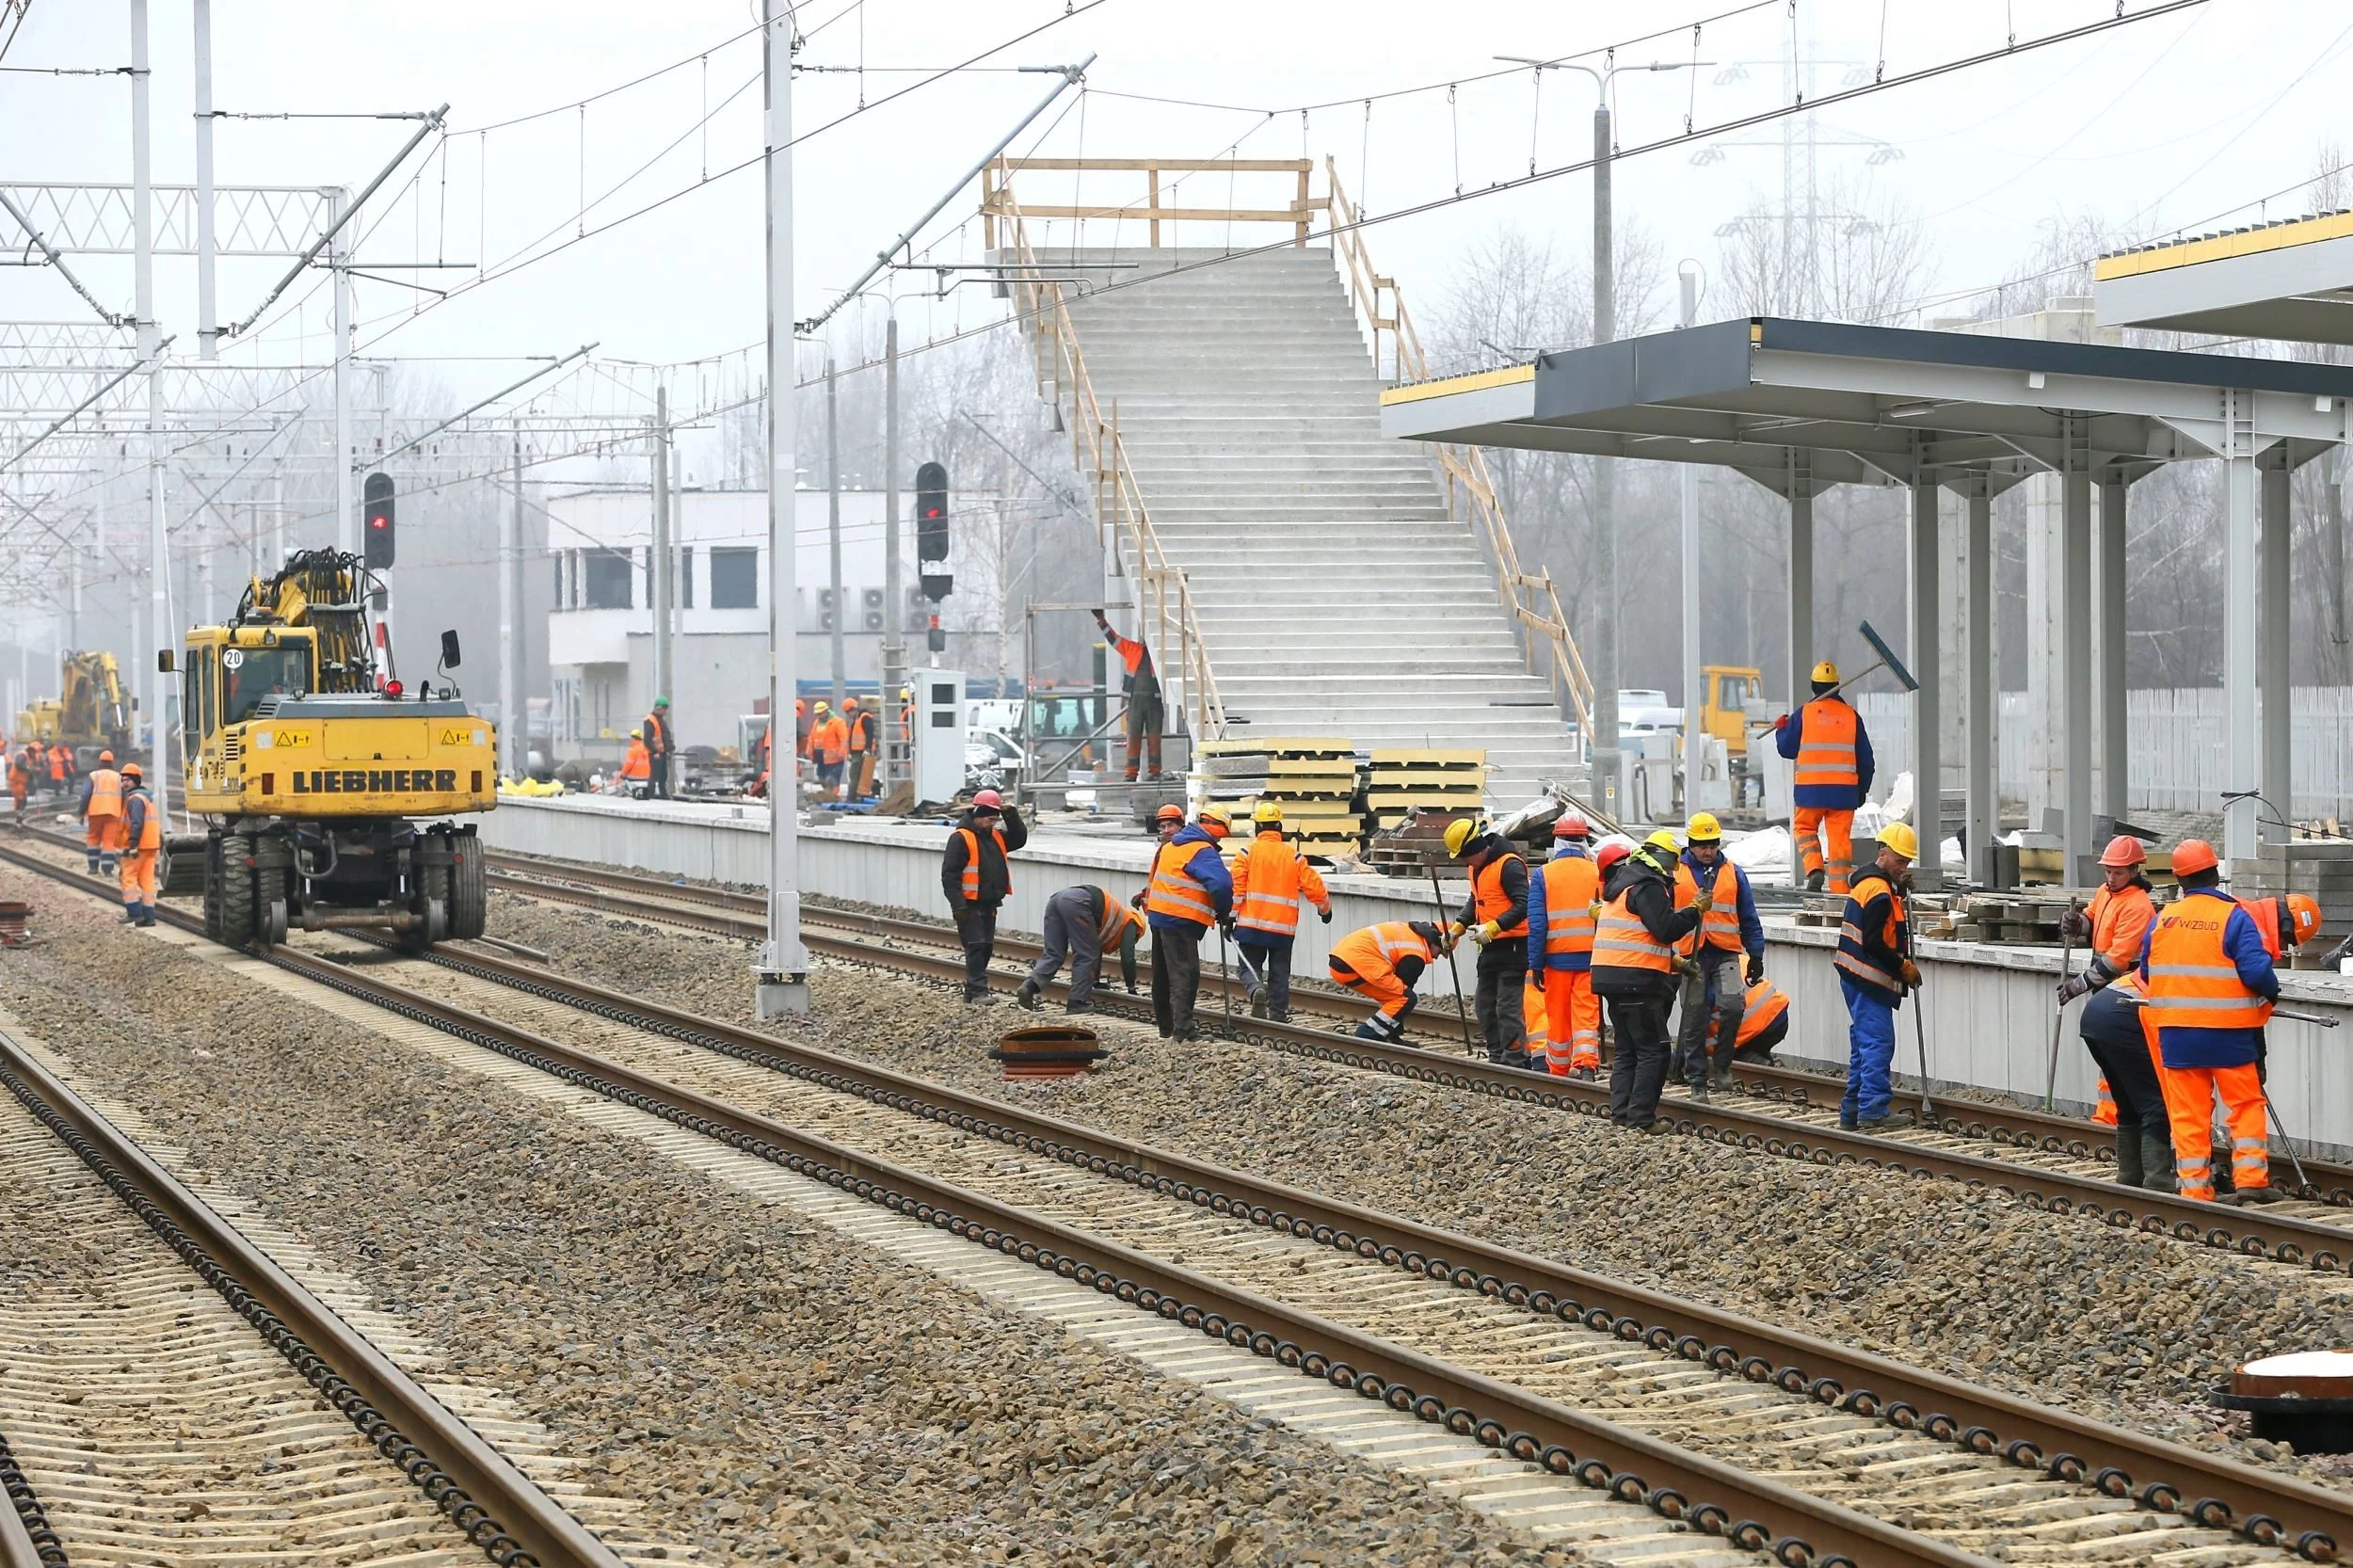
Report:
1443,817,1486,858
1252,800,1283,825
1686,811,1721,842
1643,828,1683,858
899,685,911,697
814,700,830,712
631,728,644,740
1811,660,1840,684
1878,820,1920,861
1199,805,1232,836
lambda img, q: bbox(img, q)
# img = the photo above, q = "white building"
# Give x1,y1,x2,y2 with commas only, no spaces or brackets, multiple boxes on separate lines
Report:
546,487,924,758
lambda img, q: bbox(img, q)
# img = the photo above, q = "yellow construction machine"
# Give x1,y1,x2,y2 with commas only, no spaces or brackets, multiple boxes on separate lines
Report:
162,548,495,949
11,650,132,767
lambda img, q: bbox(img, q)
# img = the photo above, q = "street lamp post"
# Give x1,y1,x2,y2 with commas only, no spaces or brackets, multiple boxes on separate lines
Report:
1497,56,1705,822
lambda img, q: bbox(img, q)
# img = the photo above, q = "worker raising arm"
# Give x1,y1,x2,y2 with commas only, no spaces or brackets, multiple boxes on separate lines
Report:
941,789,1028,1002
1092,608,1166,783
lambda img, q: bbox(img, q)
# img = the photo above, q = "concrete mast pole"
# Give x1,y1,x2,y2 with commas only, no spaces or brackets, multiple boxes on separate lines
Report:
500,419,520,780
1676,264,1700,817
651,384,672,789
1589,95,1620,821
826,357,844,711
882,312,905,785
193,0,217,359
133,0,172,820
757,0,810,1016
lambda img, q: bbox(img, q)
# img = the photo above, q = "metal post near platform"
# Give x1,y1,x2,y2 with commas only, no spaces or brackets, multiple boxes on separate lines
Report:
1909,460,1941,891
882,312,907,787
2222,390,2262,865
2097,470,2129,824
652,385,674,782
1677,264,1701,819
826,358,844,712
757,0,809,1016
2263,449,2293,840
1786,453,1813,712
1964,473,1995,887
501,419,520,780
2061,416,2093,881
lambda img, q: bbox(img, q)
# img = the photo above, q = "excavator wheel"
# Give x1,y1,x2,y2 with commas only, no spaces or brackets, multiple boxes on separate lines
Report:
448,829,487,940
216,831,256,947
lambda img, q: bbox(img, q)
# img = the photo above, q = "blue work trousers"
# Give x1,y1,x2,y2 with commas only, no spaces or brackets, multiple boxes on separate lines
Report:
1839,975,1897,1123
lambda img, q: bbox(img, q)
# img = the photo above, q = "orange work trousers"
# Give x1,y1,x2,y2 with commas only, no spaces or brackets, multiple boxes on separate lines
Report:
1792,806,1855,894
1331,961,1410,1022
1538,968,1601,1074
2157,1059,2268,1200
120,847,158,906
86,812,123,852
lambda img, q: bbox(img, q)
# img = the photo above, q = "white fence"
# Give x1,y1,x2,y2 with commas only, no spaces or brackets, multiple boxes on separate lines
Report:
1853,688,2353,822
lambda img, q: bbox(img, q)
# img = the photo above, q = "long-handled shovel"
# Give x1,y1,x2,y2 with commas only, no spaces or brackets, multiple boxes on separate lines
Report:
1428,860,1476,1055
2045,898,2079,1112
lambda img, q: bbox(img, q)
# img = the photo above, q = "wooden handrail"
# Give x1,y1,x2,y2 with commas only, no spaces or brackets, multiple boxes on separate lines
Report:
1322,154,1595,745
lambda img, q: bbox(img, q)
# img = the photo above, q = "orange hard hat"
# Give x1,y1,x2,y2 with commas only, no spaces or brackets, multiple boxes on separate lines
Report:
1154,804,1185,824
2289,893,2323,945
98,749,114,764
2098,835,2146,869
1553,812,1591,840
2171,839,2219,876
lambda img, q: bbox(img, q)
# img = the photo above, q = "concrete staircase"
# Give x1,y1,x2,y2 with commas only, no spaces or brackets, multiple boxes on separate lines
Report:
1048,246,1584,808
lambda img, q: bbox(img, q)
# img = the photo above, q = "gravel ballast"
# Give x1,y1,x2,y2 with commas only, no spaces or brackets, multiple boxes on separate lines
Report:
481,888,2353,1487
0,866,1605,1567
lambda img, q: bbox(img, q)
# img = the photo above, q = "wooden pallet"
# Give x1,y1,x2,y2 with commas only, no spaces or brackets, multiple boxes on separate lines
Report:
1367,747,1486,833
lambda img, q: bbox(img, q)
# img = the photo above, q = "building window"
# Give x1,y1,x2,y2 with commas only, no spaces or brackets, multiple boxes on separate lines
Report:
552,553,567,608
583,549,633,609
709,547,758,609
678,547,695,609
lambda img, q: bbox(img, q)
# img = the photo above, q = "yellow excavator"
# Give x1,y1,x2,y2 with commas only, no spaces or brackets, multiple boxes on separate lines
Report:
11,650,133,768
162,548,496,949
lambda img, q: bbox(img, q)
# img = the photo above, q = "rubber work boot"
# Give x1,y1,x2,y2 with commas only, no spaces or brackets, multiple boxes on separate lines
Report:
122,903,139,924
2113,1134,2145,1189
1856,1117,1890,1134
1248,984,1268,1020
1575,1066,1596,1081
1014,981,1041,1011
2140,1130,2177,1192
85,853,99,874
2233,1185,2285,1206
1806,870,1827,894
1063,1000,1089,1016
1712,1066,1735,1092
1689,1082,1711,1105
137,902,156,928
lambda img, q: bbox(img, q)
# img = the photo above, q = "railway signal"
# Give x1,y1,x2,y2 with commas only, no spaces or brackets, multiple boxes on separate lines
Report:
362,472,395,568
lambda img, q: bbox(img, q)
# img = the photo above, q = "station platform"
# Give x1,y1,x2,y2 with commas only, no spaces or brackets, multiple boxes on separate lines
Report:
478,792,2353,1155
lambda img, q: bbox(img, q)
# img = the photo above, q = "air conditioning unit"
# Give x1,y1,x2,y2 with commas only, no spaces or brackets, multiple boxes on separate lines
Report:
862,587,885,632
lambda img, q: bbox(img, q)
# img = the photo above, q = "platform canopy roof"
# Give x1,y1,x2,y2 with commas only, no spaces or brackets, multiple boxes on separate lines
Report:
2096,210,2353,345
1379,316,2353,495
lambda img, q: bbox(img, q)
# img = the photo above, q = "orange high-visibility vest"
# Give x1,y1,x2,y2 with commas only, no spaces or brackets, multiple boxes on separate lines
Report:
619,740,650,780
1592,888,1673,974
84,767,122,819
1794,698,1860,792
46,745,66,782
1094,888,1144,949
1233,833,1326,938
1536,855,1599,961
1834,870,1908,993
1471,852,1529,938
1330,921,1433,979
954,825,1009,904
1673,858,1743,953
2237,893,2293,960
1736,978,1789,1047
122,790,160,850
2144,895,2270,1032
1144,839,1214,926
2087,882,2153,997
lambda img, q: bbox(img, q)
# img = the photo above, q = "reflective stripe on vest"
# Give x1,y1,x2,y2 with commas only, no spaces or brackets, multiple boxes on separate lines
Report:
1674,859,1742,952
123,792,160,850
1833,872,1907,992
1236,837,1306,936
2144,896,2268,1031
1330,921,1433,976
1538,856,1599,958
954,826,1008,903
1794,698,1860,790
1592,890,1673,973
86,768,122,818
2088,883,2154,971
1736,980,1788,1046
1095,888,1143,948
1473,853,1529,938
1145,840,1214,925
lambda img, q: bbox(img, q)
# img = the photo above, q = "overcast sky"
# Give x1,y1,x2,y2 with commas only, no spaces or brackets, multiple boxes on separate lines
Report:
4,0,2348,406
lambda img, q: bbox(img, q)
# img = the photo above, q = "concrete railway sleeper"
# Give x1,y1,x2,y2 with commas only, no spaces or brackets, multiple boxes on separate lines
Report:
10,837,2353,1556
479,851,2349,1194
0,1031,626,1568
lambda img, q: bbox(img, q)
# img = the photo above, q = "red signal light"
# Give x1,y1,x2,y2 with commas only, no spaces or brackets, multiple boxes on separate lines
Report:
383,679,404,696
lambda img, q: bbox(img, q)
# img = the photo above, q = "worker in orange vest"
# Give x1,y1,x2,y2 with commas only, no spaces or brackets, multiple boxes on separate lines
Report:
77,748,125,875
1527,812,1603,1077
1773,660,1875,894
642,696,675,799
1444,816,1534,1069
45,742,69,794
1834,822,1919,1131
793,697,810,760
118,762,160,926
2136,838,2281,1203
6,743,26,817
748,723,773,799
1593,833,1705,1127
1329,920,1449,1042
618,730,651,796
808,701,848,798
843,696,877,800
1726,977,1791,1062
1672,811,1765,1101
2057,836,2169,1188
1137,804,1232,1040
1229,801,1331,1022
1092,607,1165,782
941,788,1028,1001
1016,885,1144,1014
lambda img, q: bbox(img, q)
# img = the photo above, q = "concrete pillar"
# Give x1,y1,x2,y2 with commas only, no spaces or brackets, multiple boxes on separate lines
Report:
2023,467,2063,830
1787,453,1814,701
2062,417,2094,882
2263,450,2294,836
1938,487,1966,795
1909,464,1942,891
2223,389,2262,862
2097,471,2130,824
1964,474,1996,886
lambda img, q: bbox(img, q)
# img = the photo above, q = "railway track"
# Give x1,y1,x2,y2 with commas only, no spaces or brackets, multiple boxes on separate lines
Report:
482,850,2338,1188
469,844,2353,1269
0,1016,625,1568
7,838,2351,1562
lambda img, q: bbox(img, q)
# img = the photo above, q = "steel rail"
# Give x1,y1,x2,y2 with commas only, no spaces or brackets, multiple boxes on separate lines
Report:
0,1026,626,1568
4,838,2342,1559
0,1433,53,1568
242,945,1972,1568
480,852,2343,1186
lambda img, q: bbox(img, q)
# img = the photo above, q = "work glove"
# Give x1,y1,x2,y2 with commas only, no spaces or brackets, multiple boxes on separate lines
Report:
1530,968,1546,993
1690,882,1714,913
1899,959,1924,990
1448,920,1467,940
1319,906,1333,925
1745,954,1765,985
1672,955,1702,979
2056,972,2093,1003
2059,908,2090,943
1218,917,1236,939
1472,920,1501,946
1130,889,1148,910
1092,608,1109,627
